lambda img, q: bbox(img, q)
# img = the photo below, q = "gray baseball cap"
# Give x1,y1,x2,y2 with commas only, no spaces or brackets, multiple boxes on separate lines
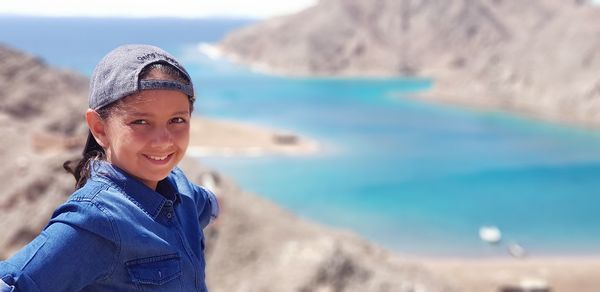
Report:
85,44,194,154
89,44,194,109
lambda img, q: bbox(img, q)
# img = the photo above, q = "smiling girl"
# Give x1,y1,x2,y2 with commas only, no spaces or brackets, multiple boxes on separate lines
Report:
0,44,219,291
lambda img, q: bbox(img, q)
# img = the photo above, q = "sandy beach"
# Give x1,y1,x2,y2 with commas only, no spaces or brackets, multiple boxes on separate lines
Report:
188,117,319,157
419,256,600,292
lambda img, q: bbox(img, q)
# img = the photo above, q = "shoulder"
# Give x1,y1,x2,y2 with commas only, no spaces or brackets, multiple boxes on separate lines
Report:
169,167,219,223
49,182,120,243
169,166,204,201
169,166,193,187
169,167,215,198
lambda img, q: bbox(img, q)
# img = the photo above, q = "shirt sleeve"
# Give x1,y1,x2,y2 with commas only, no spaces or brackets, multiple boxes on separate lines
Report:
0,200,119,292
195,185,220,229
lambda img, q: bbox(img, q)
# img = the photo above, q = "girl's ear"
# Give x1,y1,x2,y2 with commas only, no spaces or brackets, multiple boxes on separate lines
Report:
86,109,109,148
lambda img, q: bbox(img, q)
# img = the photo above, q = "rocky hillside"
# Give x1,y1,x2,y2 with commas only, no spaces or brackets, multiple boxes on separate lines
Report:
0,44,451,291
0,44,88,257
219,0,600,127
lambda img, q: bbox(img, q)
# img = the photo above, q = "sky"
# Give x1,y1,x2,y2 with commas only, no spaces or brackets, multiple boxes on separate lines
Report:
1,0,597,19
0,0,318,19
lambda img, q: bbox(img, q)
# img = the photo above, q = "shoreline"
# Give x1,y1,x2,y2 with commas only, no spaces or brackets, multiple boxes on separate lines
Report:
206,43,600,132
188,116,320,157
409,88,600,131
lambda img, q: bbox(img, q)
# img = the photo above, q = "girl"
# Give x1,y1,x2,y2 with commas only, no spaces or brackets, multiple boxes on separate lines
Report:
0,44,219,291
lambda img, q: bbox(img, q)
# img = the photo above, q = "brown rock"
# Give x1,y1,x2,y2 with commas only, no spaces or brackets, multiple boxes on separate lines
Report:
219,0,600,127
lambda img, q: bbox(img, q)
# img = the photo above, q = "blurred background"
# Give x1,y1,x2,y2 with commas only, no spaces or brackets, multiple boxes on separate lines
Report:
1,0,600,291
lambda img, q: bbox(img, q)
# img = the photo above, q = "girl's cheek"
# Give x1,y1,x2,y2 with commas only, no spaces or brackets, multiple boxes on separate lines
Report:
169,123,190,135
126,126,153,141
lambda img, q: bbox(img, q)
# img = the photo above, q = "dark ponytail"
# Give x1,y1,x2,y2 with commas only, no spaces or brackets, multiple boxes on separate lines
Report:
64,61,193,189
62,150,104,189
63,103,114,189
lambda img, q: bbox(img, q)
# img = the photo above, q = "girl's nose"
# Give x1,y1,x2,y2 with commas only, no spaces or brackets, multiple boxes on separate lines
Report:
150,126,173,149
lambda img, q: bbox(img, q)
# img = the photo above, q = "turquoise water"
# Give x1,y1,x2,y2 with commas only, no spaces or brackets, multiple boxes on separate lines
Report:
192,66,600,257
3,17,600,257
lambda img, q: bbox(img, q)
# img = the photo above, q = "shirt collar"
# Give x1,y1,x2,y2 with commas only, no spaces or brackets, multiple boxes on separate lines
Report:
89,160,180,219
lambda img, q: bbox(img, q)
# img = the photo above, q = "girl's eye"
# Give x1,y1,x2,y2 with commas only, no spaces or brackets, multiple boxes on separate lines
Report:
131,119,148,125
171,117,187,124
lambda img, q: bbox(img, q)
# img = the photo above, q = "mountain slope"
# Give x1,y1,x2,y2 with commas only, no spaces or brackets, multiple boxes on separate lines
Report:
219,0,600,126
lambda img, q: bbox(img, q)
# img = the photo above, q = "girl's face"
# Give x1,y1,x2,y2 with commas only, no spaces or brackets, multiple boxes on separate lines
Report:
100,89,191,190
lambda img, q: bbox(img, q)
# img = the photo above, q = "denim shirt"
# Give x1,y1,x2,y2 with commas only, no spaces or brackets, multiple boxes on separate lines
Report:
0,160,219,292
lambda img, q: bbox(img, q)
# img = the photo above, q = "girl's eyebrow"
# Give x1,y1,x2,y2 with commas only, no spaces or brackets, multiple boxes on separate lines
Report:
172,110,190,116
128,111,151,117
128,110,190,117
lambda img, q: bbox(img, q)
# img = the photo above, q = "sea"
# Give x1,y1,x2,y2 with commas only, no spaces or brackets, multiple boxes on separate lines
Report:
3,16,600,257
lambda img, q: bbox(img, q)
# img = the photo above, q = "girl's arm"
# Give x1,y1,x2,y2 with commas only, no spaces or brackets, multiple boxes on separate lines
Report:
0,201,118,291
195,185,220,229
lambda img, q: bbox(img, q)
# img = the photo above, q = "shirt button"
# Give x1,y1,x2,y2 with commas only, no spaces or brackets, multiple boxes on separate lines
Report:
166,212,173,219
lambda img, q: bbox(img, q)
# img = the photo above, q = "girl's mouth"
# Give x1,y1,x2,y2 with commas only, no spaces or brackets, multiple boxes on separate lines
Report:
143,153,174,164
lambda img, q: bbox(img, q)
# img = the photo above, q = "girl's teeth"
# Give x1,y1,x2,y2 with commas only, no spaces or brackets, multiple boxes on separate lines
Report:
148,155,167,161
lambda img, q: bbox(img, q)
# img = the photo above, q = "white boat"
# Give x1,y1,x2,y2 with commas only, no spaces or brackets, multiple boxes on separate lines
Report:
479,225,502,244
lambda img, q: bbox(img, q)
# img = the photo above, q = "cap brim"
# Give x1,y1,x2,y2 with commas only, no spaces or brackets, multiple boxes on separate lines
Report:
138,79,194,98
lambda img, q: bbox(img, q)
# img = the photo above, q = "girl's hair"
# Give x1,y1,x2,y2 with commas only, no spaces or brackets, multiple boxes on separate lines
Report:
63,62,193,189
